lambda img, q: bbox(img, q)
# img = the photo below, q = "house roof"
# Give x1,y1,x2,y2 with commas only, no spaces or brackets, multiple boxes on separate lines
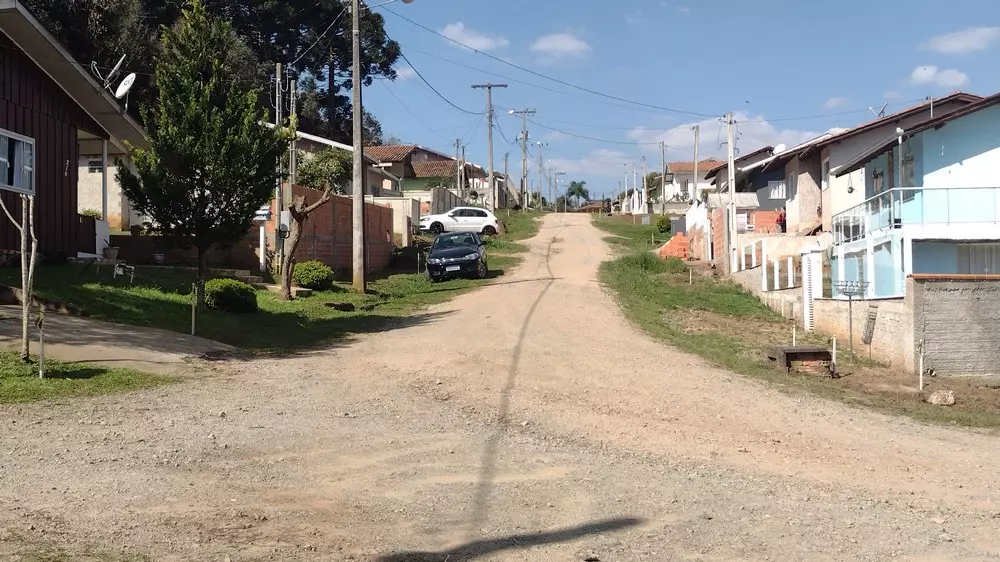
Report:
364,144,417,162
740,132,839,175
704,146,774,181
667,159,726,175
707,192,759,209
0,0,148,154
411,160,458,178
834,91,1000,178
808,92,982,154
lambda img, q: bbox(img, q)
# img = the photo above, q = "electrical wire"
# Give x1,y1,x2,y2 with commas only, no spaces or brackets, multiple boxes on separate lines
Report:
527,119,670,147
396,51,483,115
291,5,349,67
381,7,716,119
378,81,453,143
495,116,515,145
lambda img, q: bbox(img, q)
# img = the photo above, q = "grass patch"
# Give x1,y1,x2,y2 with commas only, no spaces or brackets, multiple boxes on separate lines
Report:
0,214,539,354
600,252,1000,430
592,214,671,253
0,351,170,405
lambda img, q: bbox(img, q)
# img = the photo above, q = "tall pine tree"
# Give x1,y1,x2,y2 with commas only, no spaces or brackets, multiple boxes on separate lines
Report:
118,0,290,304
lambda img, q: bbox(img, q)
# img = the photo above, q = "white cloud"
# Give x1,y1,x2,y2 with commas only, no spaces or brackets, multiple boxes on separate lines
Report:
823,96,848,109
922,27,1000,54
440,22,509,51
628,112,819,160
530,33,591,58
549,149,632,178
394,66,416,80
883,90,903,101
909,65,969,88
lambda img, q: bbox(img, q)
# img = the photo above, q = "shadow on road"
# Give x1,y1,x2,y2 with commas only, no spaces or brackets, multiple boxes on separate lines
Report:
375,517,643,562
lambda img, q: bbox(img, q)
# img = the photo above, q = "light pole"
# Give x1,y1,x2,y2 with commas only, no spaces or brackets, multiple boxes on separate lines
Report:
351,0,413,292
555,171,567,212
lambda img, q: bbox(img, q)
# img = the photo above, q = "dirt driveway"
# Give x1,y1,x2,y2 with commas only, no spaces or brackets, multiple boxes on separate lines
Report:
2,214,999,561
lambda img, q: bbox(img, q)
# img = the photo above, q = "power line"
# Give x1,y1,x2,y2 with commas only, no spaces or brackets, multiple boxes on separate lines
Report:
527,118,672,147
396,51,483,115
379,81,454,143
381,6,716,118
290,5,349,66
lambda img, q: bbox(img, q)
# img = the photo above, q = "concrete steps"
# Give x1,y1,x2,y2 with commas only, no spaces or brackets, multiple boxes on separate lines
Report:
251,283,313,298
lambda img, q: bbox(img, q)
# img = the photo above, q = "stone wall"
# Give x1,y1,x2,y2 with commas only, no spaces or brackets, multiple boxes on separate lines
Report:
813,296,913,372
910,275,1000,377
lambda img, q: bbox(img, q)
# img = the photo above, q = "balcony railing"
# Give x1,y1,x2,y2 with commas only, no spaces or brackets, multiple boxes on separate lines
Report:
831,186,1000,245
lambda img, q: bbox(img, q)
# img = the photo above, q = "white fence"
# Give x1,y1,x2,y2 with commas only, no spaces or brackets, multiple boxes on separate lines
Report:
737,239,802,293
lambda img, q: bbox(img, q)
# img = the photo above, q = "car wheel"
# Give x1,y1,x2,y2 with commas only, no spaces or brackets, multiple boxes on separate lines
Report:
481,225,497,236
476,259,488,279
430,222,444,235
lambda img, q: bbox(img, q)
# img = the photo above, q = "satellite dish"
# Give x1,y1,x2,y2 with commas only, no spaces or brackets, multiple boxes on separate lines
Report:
772,143,787,154
115,73,136,99
106,54,126,86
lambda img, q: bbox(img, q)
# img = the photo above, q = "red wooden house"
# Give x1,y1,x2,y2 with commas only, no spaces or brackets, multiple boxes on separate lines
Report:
0,0,147,256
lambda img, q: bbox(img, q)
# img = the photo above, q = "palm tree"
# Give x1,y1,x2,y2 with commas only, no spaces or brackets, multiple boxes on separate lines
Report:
565,181,590,209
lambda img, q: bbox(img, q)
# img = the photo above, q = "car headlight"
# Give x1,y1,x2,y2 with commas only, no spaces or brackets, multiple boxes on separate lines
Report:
427,258,443,264
463,253,480,261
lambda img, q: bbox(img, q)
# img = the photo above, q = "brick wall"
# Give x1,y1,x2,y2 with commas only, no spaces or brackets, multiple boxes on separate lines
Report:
910,275,1000,377
687,225,707,260
711,208,726,269
750,210,781,234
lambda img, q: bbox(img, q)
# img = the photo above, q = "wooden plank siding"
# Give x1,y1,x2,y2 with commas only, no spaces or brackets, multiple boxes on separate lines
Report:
0,32,107,253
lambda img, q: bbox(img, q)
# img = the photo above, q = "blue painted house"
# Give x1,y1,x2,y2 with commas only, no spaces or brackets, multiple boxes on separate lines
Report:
829,92,1000,298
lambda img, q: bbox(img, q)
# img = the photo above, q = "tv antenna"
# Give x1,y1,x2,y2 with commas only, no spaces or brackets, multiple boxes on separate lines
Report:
868,102,888,118
91,54,135,111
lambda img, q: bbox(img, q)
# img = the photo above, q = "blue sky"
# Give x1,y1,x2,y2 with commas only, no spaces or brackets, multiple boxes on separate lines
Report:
364,0,1000,198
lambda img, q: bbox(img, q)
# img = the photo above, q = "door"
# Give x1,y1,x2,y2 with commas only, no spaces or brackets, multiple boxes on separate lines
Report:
442,209,465,232
468,209,489,231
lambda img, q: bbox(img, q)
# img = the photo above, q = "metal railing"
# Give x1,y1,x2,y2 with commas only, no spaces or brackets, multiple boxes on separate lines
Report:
831,186,1000,245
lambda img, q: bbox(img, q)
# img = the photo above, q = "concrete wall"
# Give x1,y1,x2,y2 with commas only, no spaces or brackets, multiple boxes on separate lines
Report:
373,196,420,246
729,265,802,321
429,187,467,215
784,153,823,233
813,296,913,371
910,275,1000,377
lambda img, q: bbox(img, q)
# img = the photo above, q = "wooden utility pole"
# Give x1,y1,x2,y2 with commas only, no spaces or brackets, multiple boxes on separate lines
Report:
274,62,284,270
350,0,367,291
289,78,297,189
537,142,545,209
471,83,507,212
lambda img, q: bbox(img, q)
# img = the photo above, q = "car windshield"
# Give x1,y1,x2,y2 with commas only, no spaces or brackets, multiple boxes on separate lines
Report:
432,233,478,250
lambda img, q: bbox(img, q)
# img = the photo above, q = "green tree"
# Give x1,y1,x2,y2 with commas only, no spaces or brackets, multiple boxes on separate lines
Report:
296,148,352,194
118,0,290,305
565,181,590,208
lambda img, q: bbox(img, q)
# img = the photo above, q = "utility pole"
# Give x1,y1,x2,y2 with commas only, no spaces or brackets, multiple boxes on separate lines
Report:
350,0,367,292
460,144,467,197
454,138,462,192
641,156,648,214
692,125,700,204
503,152,509,210
471,83,507,213
274,62,284,271
725,112,737,274
555,171,566,212
536,142,546,209
510,109,535,208
289,78,297,189
632,162,638,214
660,141,666,215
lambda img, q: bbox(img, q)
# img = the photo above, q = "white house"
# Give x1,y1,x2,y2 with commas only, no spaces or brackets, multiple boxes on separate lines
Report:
809,92,981,234
828,92,1000,298
663,159,725,202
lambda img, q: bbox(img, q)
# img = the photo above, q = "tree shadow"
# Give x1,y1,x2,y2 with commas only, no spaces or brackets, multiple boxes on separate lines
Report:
375,518,643,562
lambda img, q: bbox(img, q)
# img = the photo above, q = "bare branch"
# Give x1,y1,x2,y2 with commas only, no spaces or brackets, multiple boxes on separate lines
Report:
0,194,22,233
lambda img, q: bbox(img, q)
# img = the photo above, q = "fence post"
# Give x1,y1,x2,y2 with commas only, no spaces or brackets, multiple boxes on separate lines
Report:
740,245,747,271
787,256,794,287
761,239,768,292
773,259,780,290
751,241,757,268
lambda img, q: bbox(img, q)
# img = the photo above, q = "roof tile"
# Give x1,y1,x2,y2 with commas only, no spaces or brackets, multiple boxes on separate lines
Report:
363,145,416,162
667,159,726,174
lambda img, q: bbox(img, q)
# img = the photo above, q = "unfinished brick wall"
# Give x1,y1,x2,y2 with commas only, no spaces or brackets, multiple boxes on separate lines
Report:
911,276,1000,377
711,208,726,268
270,186,394,275
750,210,781,233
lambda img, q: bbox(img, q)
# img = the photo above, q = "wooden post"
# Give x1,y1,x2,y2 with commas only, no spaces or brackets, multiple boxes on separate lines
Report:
191,283,197,336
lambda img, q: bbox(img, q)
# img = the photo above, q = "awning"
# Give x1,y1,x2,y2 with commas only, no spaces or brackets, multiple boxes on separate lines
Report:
0,0,147,154
832,131,902,178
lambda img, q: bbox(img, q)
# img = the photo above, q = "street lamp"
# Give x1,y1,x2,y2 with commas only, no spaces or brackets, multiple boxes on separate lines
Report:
351,0,413,292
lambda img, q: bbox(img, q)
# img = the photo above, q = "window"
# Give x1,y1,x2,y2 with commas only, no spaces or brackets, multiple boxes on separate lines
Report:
472,209,488,218
681,179,690,195
0,129,35,195
768,181,786,199
958,243,1000,274
87,160,103,174
821,158,830,191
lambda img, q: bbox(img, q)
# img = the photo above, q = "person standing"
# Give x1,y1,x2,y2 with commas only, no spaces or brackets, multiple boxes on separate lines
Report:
776,208,787,233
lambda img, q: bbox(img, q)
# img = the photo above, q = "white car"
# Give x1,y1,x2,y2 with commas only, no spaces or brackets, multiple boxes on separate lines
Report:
419,207,501,236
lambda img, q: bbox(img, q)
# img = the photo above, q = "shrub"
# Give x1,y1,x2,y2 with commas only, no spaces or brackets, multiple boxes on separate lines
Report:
80,209,103,220
204,278,258,313
655,216,671,234
293,260,334,290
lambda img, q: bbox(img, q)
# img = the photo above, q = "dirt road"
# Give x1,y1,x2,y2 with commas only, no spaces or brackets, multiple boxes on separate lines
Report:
2,214,999,561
